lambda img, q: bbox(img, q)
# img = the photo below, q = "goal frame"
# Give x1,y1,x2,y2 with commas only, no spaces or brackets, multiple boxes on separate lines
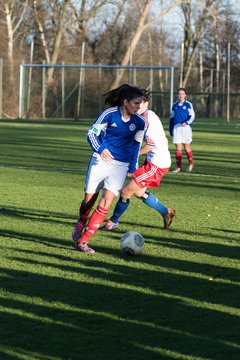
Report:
19,64,176,119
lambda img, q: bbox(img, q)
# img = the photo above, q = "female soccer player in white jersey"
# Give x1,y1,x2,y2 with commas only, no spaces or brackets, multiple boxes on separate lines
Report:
72,84,145,253
169,88,195,172
101,90,175,232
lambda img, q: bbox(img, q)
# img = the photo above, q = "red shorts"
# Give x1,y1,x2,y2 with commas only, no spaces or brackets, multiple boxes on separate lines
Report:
133,160,169,189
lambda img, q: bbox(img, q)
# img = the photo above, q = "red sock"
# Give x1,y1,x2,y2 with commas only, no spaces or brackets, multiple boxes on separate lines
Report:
79,201,92,224
80,205,108,244
186,151,194,165
176,150,182,169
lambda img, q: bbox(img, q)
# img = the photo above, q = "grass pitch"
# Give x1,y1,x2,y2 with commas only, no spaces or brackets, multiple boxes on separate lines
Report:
0,117,239,360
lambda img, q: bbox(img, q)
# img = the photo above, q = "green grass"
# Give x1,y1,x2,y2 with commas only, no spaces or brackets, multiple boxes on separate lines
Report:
0,117,239,360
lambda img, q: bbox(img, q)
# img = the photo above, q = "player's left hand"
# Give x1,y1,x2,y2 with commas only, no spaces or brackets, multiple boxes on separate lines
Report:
182,122,187,127
100,148,114,162
127,172,133,177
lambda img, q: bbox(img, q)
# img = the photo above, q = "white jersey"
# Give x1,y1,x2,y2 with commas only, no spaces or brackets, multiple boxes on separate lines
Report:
144,110,171,168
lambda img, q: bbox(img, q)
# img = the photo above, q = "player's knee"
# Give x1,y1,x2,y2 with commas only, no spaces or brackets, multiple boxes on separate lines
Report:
119,196,130,203
121,187,130,199
140,191,150,201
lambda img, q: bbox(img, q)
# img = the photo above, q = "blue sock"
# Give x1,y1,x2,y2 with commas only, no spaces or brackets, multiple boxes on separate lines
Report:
142,193,168,216
110,197,130,223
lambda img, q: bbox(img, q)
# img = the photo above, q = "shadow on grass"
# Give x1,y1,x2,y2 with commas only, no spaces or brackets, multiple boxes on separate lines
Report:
110,219,239,245
0,206,75,226
211,228,240,235
0,251,239,360
0,229,70,250
166,174,240,191
8,246,240,284
1,118,240,359
6,250,240,308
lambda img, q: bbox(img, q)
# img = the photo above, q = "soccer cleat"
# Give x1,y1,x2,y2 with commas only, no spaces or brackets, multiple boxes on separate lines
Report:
172,167,181,173
100,220,119,231
163,208,176,230
72,220,85,241
75,241,95,254
186,164,194,172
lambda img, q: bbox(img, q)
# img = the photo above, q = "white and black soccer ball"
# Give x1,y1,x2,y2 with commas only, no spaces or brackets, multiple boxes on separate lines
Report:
120,231,144,256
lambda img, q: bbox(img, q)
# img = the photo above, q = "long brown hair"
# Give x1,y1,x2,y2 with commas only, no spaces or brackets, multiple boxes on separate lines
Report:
103,84,144,106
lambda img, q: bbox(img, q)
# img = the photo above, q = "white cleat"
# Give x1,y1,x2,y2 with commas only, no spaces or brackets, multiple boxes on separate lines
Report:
186,165,194,172
172,168,181,173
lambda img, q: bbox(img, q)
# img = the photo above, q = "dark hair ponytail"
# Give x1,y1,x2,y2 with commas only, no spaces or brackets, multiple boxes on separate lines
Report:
141,89,151,102
104,84,144,106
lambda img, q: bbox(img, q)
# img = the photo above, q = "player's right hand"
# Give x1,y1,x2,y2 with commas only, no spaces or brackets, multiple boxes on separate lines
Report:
100,149,114,162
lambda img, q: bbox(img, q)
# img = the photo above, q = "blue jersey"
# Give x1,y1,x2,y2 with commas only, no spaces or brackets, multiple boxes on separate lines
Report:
87,107,145,173
169,100,195,133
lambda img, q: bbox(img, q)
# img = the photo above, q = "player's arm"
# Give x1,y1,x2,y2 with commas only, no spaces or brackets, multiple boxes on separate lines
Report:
186,102,195,125
139,144,154,156
87,113,112,160
169,106,175,136
141,111,161,154
140,131,155,155
128,129,144,174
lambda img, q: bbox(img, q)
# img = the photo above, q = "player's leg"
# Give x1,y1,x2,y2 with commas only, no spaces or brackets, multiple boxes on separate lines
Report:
184,143,194,172
101,179,139,230
103,163,175,230
76,189,116,253
72,192,99,241
137,189,168,216
72,154,105,241
173,143,182,172
101,184,146,231
172,125,183,172
76,160,128,252
136,190,175,229
134,163,175,229
104,183,176,230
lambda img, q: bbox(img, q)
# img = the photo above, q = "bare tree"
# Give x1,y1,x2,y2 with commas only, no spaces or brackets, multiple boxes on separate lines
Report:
112,0,182,87
1,0,29,93
68,0,128,63
33,0,70,85
211,5,220,116
180,0,216,88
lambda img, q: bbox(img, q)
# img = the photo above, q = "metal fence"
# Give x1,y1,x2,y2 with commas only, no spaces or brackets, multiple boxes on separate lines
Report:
0,60,239,120
19,64,176,119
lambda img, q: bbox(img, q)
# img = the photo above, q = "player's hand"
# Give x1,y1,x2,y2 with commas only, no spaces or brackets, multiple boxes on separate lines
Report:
100,149,114,162
182,122,187,127
127,172,133,177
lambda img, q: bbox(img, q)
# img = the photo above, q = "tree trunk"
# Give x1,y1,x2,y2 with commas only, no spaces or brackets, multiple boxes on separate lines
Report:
112,0,181,88
182,0,215,88
4,3,15,93
214,23,220,117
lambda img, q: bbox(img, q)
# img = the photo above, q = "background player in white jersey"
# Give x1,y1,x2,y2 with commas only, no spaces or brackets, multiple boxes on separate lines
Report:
101,90,175,231
169,88,195,172
72,84,145,253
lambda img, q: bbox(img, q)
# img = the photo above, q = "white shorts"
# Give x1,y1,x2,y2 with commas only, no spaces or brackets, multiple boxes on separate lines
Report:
84,153,129,197
172,124,192,144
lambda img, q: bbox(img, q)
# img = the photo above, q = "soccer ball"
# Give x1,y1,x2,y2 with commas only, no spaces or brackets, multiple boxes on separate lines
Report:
120,231,144,256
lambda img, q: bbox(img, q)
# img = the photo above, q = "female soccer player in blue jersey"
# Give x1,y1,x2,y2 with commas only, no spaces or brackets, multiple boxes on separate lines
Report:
169,88,195,172
72,84,145,253
101,90,175,232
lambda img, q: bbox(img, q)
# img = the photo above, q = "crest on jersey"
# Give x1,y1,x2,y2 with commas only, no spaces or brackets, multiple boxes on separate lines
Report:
183,106,186,110
129,124,136,131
